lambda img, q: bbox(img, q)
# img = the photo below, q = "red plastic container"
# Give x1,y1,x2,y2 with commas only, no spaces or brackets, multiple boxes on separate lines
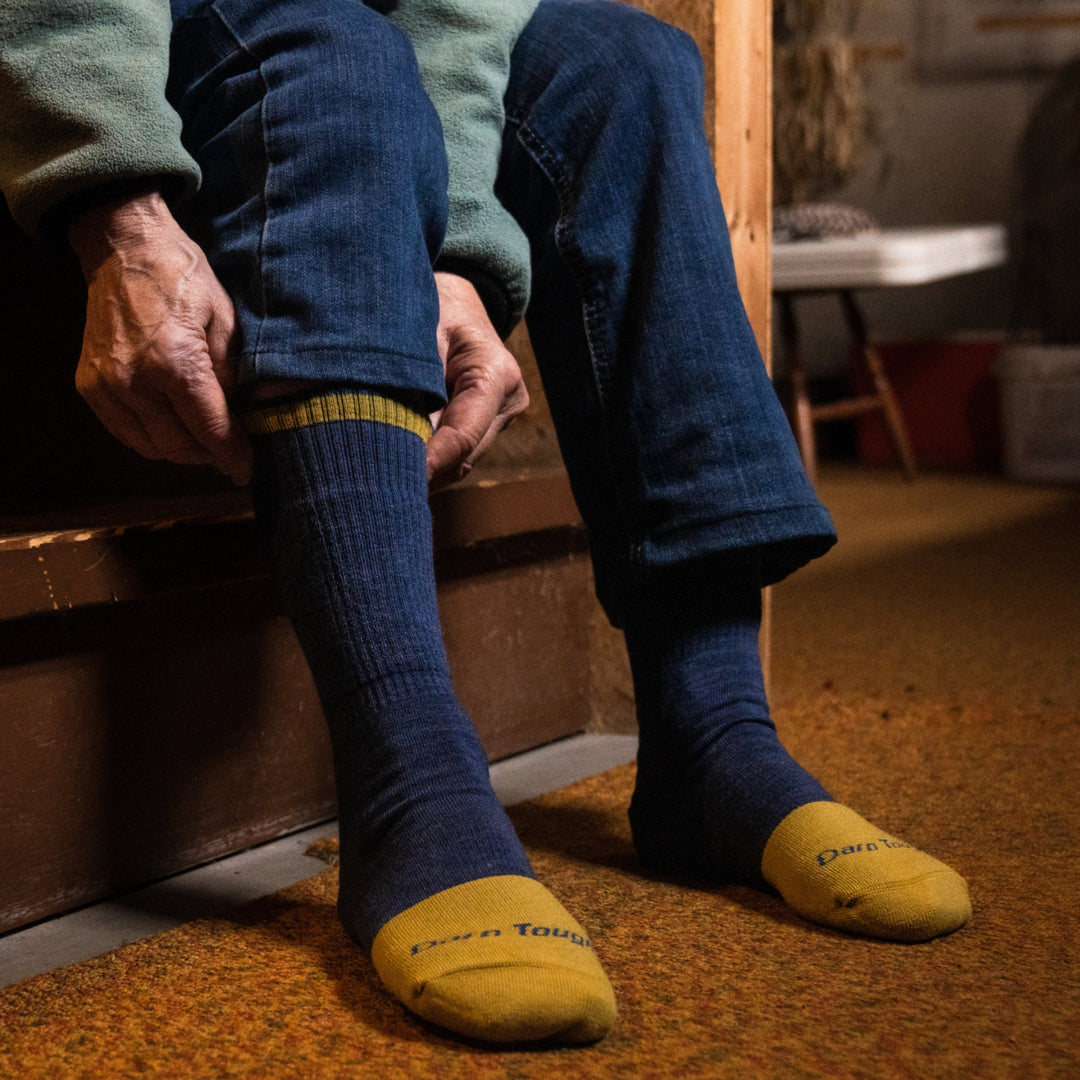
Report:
856,338,1003,471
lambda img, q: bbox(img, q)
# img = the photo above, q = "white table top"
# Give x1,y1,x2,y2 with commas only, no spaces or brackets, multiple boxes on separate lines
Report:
772,224,1008,292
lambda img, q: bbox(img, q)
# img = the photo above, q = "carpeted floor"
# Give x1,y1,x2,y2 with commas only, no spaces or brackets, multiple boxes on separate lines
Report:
1,467,1077,1079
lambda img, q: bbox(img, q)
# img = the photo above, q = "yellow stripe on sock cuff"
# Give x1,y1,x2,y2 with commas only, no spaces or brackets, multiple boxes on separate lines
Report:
244,391,433,441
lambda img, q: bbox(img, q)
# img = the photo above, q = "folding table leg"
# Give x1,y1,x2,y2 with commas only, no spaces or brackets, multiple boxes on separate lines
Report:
839,290,918,480
777,292,819,486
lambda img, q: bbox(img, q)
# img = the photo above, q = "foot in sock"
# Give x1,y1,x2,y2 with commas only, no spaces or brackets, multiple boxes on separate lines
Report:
624,579,971,943
760,800,971,942
246,390,615,1042
373,875,616,1043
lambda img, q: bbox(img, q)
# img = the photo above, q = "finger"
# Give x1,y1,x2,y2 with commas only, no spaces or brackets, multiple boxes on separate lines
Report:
78,378,174,463
462,393,523,464
426,356,529,483
201,271,253,483
498,374,530,426
134,393,219,465
425,380,499,484
426,428,475,488
426,376,528,487
91,373,250,483
167,373,254,485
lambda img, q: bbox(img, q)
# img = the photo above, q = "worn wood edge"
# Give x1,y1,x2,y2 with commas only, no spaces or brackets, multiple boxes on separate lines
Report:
0,466,578,552
0,491,255,553
0,467,582,621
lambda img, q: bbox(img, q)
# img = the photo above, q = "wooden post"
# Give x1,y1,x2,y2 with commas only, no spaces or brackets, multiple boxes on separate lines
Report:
713,0,773,362
636,1,774,679
711,1,774,679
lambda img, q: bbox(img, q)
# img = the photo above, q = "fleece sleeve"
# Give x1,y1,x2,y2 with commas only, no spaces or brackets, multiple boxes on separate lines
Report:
0,0,199,237
389,0,540,335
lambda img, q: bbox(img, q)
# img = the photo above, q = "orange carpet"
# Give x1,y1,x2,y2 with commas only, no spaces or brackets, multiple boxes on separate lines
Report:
1,468,1077,1079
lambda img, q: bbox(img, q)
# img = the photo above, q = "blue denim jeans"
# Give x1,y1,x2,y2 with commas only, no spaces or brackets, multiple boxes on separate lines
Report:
168,0,836,622
168,0,449,402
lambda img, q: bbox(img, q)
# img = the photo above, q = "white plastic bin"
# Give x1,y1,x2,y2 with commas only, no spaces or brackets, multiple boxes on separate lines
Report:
996,344,1080,483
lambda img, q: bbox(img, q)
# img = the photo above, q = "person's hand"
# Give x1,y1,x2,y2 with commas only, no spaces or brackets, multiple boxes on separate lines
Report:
68,190,253,485
427,271,529,488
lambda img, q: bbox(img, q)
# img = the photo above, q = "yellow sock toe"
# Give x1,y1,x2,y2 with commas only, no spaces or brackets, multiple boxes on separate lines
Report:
371,875,617,1044
761,802,972,942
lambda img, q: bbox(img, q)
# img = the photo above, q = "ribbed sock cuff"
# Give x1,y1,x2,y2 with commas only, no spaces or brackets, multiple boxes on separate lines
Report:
243,389,433,442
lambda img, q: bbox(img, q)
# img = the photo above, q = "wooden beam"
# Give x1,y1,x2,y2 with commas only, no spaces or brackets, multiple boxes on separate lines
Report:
710,1,774,679
713,0,773,368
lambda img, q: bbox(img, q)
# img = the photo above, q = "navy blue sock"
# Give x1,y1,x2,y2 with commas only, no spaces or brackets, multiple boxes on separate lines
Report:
624,574,832,887
246,392,534,948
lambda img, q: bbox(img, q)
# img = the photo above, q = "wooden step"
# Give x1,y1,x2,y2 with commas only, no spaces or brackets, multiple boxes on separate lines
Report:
0,468,594,934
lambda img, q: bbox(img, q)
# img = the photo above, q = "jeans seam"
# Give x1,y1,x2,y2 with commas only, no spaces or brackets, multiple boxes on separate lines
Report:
512,125,610,406
245,343,445,382
511,116,647,577
646,501,831,543
205,2,272,363
248,343,443,361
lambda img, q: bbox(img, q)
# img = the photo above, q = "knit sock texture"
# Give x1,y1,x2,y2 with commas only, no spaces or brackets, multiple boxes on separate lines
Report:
625,580,970,941
246,390,615,1041
373,876,616,1043
625,582,830,887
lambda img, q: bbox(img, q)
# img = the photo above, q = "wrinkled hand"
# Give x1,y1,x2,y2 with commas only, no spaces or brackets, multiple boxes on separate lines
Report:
427,271,529,488
68,191,253,485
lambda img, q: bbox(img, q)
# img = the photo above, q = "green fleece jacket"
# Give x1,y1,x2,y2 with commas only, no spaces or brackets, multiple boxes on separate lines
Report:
0,0,539,331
